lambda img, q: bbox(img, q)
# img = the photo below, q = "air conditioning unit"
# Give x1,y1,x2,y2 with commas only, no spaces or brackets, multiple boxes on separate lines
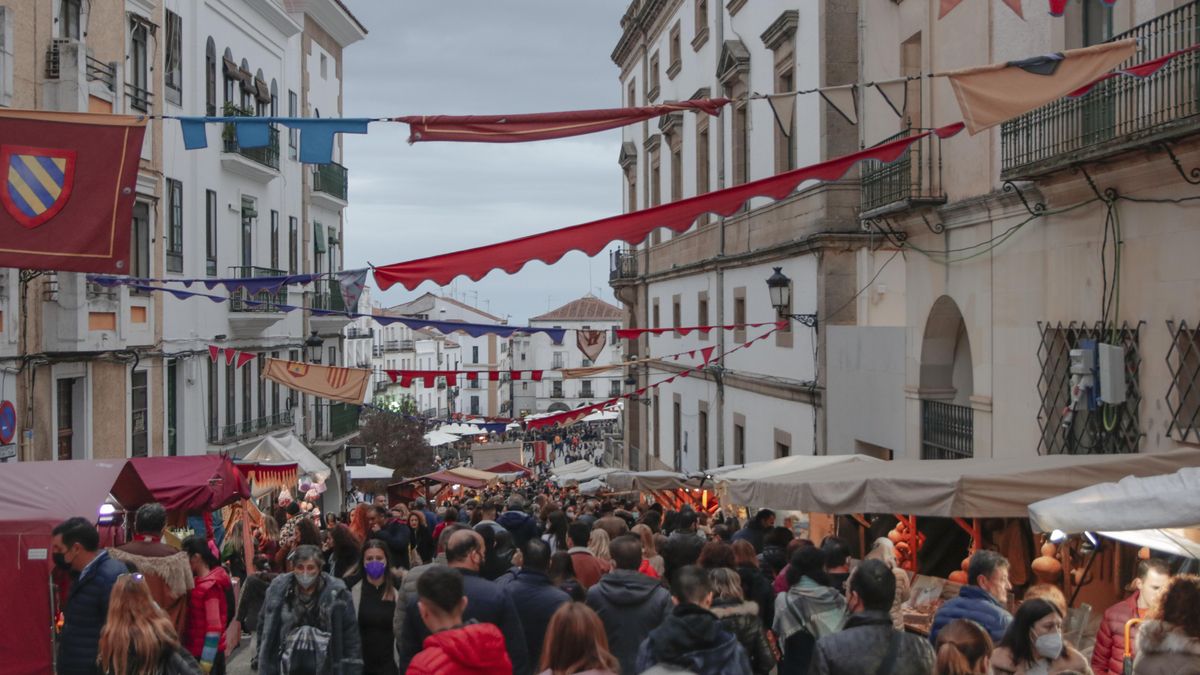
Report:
45,38,77,79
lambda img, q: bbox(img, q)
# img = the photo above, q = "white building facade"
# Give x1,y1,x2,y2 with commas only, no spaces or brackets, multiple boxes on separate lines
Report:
514,296,625,417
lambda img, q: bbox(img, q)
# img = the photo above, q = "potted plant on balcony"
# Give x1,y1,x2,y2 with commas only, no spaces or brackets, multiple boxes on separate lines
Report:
221,101,253,145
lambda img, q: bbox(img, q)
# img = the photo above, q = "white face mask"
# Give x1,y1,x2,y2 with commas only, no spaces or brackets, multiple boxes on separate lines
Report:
295,572,319,589
1034,631,1063,659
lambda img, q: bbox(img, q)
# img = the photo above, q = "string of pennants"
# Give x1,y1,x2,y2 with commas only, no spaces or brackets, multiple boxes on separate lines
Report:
939,0,1117,20
208,346,258,369
615,322,784,340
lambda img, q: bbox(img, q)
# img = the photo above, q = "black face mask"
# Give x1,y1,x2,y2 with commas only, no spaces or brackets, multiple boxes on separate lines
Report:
53,551,72,572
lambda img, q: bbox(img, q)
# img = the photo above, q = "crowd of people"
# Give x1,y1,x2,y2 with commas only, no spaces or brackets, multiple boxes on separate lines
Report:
48,483,1200,675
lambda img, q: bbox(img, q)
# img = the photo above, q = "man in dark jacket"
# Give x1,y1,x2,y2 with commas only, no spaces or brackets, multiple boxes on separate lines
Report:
635,565,752,675
757,526,793,582
398,529,529,674
497,537,570,671
731,509,774,553
1092,558,1171,675
369,505,411,569
663,510,706,578
929,550,1013,644
587,535,673,675
53,517,130,675
496,495,540,547
811,559,935,674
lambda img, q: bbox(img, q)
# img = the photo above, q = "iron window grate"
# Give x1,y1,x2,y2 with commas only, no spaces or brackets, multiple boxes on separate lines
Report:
1037,321,1143,455
1166,320,1200,443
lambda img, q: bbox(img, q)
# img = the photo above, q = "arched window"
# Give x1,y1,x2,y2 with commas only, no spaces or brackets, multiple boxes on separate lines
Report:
222,48,235,107
270,79,278,117
254,68,267,116
205,38,216,115
239,59,252,110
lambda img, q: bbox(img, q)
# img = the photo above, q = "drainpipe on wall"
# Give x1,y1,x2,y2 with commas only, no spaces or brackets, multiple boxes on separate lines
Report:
714,5,727,468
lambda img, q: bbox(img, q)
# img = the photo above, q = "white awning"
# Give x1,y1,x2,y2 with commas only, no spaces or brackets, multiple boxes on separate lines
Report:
242,433,331,482
347,463,395,481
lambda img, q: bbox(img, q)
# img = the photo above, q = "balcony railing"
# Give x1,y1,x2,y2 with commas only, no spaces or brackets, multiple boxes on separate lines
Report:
228,266,287,312
1002,1,1200,177
86,55,115,90
921,399,974,460
208,411,293,444
372,345,384,357
125,82,152,113
223,125,281,170
320,401,361,440
346,327,374,339
384,340,401,351
311,279,346,313
610,249,638,281
860,127,947,217
312,162,348,201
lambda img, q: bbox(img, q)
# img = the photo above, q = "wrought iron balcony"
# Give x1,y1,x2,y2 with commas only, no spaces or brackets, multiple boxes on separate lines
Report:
372,345,384,357
125,82,153,113
921,399,973,460
1002,1,1200,178
223,125,281,170
312,162,348,201
346,326,374,339
311,279,347,313
610,248,638,281
228,266,288,313
208,411,293,444
86,56,115,90
860,127,947,218
319,401,361,440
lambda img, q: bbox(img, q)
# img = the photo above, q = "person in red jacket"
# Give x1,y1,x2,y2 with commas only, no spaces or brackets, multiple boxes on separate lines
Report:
1091,558,1172,675
182,536,232,674
407,565,512,675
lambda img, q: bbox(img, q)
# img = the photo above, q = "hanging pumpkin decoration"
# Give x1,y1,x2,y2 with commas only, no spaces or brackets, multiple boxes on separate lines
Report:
1032,538,1062,583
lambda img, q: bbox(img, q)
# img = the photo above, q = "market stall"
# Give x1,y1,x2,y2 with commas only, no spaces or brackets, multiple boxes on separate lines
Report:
388,466,500,505
347,463,397,481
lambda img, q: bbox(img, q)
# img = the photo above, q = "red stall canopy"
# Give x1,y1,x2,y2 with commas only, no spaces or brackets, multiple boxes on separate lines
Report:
484,461,532,477
126,455,250,512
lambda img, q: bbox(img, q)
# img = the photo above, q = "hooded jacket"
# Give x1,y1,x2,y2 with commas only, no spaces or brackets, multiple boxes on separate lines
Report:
636,603,753,675
809,610,936,675
731,523,767,553
496,568,571,670
255,572,363,675
710,599,777,675
109,541,194,637
406,622,514,675
59,550,130,675
497,510,540,547
1092,591,1143,675
929,585,1012,645
1132,619,1200,675
586,568,674,675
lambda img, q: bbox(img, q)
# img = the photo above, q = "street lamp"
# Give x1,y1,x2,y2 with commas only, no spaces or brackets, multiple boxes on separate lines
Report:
765,267,818,328
624,375,651,406
305,330,324,363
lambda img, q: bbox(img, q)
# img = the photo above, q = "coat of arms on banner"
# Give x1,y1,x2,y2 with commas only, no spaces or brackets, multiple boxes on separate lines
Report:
1,146,76,229
577,329,607,362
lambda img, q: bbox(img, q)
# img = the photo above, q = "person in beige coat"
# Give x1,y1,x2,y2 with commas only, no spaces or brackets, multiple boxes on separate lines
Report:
991,598,1092,675
1133,575,1200,675
864,537,910,631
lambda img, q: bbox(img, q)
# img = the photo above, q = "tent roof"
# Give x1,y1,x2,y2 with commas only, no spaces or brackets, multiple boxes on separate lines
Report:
1028,466,1200,533
0,460,154,530
243,433,331,481
445,466,499,482
125,455,250,512
725,447,1200,518
551,460,597,476
717,455,879,483
347,463,396,480
484,461,531,476
393,469,493,490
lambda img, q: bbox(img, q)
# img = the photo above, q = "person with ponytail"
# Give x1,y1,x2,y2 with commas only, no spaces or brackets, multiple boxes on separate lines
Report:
351,540,402,675
181,536,232,674
934,619,993,675
97,574,202,674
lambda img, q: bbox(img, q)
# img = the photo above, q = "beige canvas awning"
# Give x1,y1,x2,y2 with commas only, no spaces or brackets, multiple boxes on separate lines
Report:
723,447,1200,518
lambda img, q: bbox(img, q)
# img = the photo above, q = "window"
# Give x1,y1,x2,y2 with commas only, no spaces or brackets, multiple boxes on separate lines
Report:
732,101,749,185
693,0,709,50
288,91,299,159
164,11,182,106
776,441,790,458
270,79,278,117
581,380,593,398
205,38,216,115
271,351,280,418
288,216,298,274
257,355,267,421
610,379,621,397
1168,321,1200,442
698,293,709,341
668,24,682,79
648,52,660,101
625,165,637,212
627,79,636,107
57,378,81,460
652,299,660,329
166,179,183,273
650,144,661,212
131,370,148,457
470,395,480,415
240,198,254,268
59,0,81,39
472,346,479,364
775,68,796,173
653,392,660,458
552,352,565,369
129,21,149,112
254,69,268,116
672,295,681,336
270,211,280,270
673,399,681,471
205,190,217,276
733,420,745,465
696,117,710,196
733,289,746,342
131,202,150,278
670,134,682,203
240,59,252,110
225,362,235,430
522,382,529,392
0,8,12,107
698,408,708,471
208,360,218,442
552,380,563,398
320,53,328,79
241,361,251,430
223,49,235,105
166,361,178,456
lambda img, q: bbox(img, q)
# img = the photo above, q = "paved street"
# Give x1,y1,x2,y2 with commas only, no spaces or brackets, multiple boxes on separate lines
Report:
225,642,254,675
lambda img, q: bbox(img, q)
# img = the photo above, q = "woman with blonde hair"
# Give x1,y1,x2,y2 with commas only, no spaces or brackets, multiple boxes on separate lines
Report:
538,602,620,675
98,574,202,675
631,524,664,578
588,527,612,564
934,618,993,675
865,536,911,630
709,567,777,675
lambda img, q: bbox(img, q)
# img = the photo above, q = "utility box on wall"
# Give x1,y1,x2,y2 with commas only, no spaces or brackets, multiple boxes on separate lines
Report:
1097,343,1126,404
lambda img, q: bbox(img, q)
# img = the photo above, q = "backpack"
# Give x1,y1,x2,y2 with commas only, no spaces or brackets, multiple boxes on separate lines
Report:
279,583,333,675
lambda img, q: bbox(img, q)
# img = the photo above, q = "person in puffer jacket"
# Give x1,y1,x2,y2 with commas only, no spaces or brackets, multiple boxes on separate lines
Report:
929,550,1012,645
1131,574,1200,675
636,565,752,675
1092,558,1171,675
53,517,131,675
406,566,512,675
496,495,541,548
709,568,777,675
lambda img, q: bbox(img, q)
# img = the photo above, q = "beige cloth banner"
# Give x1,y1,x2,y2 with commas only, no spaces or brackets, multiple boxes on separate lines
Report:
946,39,1136,134
263,358,370,404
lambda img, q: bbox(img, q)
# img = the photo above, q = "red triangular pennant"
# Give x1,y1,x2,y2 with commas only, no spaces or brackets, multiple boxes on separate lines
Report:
235,351,256,369
225,349,236,366
701,346,715,363
531,371,544,381
208,346,220,362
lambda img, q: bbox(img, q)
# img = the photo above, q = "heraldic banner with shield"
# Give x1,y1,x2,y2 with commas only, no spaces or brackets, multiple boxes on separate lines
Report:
0,109,146,273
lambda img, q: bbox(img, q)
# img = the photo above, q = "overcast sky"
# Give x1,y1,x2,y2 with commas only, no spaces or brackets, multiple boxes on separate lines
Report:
340,1,626,324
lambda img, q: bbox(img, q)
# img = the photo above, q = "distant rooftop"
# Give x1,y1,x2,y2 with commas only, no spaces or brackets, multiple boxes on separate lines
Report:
530,295,623,322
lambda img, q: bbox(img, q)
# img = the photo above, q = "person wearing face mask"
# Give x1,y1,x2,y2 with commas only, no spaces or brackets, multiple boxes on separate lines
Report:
180,536,232,674
991,598,1091,675
350,541,402,675
256,544,363,675
52,516,130,675
930,550,1013,645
